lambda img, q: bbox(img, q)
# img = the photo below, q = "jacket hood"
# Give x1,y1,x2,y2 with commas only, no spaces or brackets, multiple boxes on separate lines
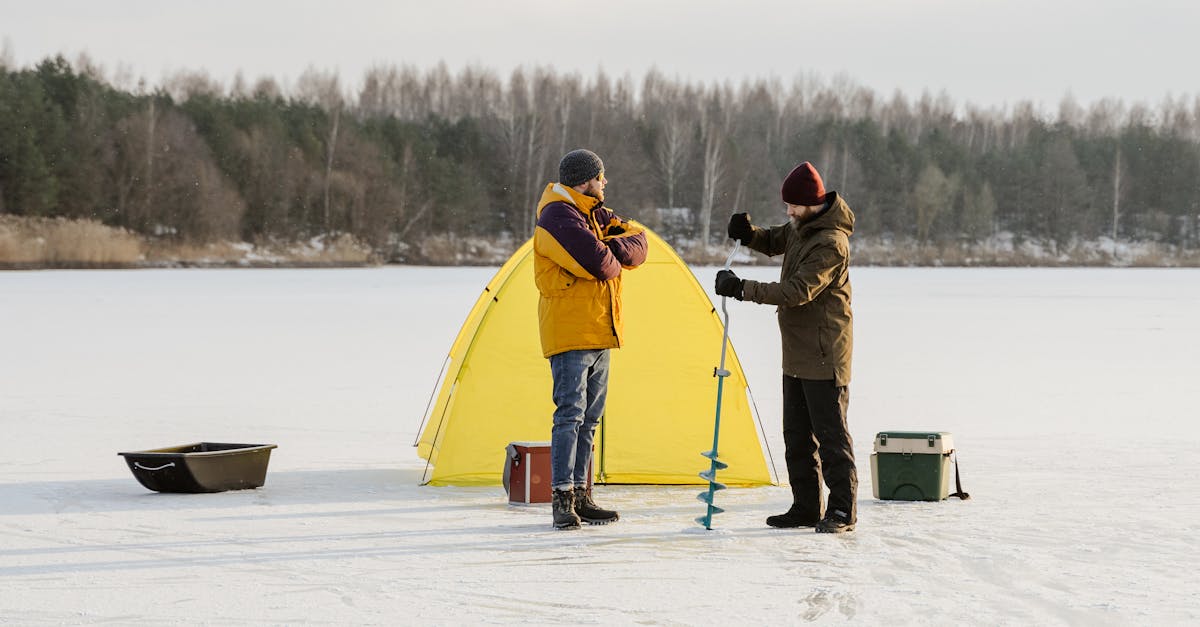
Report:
537,182,601,217
798,191,854,237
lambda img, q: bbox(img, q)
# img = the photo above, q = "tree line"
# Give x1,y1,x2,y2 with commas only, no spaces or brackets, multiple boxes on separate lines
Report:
2,55,1199,263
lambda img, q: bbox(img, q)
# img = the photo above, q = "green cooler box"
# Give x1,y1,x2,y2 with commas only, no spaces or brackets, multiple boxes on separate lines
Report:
870,431,955,501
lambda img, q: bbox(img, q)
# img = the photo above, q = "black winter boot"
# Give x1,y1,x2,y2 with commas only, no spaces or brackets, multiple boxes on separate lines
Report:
815,509,855,534
766,508,820,528
573,487,619,525
552,489,581,530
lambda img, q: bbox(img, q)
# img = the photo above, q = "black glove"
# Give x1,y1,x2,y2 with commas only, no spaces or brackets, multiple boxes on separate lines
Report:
727,213,753,245
714,269,744,300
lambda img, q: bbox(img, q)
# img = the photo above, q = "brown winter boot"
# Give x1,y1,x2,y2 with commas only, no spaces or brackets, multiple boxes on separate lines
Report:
552,489,581,530
573,486,619,525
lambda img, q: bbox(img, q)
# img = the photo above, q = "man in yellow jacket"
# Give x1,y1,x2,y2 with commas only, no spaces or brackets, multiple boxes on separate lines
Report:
533,149,648,530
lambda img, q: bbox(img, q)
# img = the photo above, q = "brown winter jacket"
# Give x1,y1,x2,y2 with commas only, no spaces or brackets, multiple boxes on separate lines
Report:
741,192,854,386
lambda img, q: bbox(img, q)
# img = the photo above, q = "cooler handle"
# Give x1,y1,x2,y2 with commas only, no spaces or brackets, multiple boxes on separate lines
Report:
949,450,970,500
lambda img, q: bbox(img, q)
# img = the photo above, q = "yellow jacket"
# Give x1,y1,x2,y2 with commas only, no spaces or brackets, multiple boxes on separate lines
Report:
532,183,648,358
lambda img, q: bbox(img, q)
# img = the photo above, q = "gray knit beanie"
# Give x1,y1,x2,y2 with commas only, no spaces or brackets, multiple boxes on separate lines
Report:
558,149,604,187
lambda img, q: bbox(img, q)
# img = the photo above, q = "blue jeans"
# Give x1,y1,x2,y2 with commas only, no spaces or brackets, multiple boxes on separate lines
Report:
548,349,610,491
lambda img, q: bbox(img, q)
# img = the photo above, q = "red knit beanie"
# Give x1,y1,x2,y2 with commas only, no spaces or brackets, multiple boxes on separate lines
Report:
781,162,826,206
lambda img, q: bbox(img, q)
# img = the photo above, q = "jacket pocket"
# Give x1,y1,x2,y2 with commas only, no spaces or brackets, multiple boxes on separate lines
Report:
545,267,575,295
817,325,830,359
535,266,576,296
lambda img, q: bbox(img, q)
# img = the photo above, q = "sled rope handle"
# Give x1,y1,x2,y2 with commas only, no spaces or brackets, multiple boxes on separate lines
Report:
133,462,176,471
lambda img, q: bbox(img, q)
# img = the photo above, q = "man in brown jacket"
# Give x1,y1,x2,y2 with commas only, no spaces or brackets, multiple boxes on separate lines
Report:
714,161,858,533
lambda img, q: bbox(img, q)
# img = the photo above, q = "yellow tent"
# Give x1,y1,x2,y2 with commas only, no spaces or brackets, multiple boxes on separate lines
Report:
416,226,775,486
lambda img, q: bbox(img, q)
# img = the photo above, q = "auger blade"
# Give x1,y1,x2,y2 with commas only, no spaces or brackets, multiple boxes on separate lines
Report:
695,497,726,510
695,504,726,526
698,471,727,487
700,450,730,469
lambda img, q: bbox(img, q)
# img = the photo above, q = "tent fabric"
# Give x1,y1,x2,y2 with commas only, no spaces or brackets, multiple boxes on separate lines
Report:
416,226,775,487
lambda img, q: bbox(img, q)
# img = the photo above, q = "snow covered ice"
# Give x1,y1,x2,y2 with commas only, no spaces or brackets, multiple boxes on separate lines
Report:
2,266,1198,624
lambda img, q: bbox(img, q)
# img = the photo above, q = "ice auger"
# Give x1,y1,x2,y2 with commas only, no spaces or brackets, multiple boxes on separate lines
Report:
697,242,740,530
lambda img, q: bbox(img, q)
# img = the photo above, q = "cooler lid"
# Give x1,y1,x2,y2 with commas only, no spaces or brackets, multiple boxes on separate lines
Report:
874,431,954,454
507,441,551,451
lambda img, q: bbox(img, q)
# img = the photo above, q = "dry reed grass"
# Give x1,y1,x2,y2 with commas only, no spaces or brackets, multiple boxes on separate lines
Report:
4,214,1196,268
417,233,518,265
1,216,376,268
143,233,376,266
0,216,141,267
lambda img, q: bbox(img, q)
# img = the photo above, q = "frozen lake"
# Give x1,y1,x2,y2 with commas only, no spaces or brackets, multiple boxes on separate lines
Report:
2,265,1198,624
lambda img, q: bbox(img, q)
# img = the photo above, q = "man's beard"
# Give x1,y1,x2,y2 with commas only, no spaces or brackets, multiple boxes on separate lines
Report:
583,186,604,202
580,179,605,202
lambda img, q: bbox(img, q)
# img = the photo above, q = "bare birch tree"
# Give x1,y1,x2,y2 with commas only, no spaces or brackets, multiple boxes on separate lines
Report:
656,109,693,209
1112,146,1123,240
296,68,344,233
698,89,731,248
643,71,695,209
912,163,956,244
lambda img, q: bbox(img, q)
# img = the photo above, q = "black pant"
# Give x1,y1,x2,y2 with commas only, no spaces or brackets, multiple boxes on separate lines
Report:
782,375,857,522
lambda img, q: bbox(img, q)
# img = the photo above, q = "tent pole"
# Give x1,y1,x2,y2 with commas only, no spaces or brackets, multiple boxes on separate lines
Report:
597,413,607,484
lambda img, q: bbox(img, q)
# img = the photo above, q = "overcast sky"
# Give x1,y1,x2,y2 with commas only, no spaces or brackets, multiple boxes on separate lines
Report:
4,0,1198,110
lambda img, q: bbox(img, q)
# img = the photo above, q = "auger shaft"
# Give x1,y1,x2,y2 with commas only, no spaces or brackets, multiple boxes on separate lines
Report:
697,243,740,529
